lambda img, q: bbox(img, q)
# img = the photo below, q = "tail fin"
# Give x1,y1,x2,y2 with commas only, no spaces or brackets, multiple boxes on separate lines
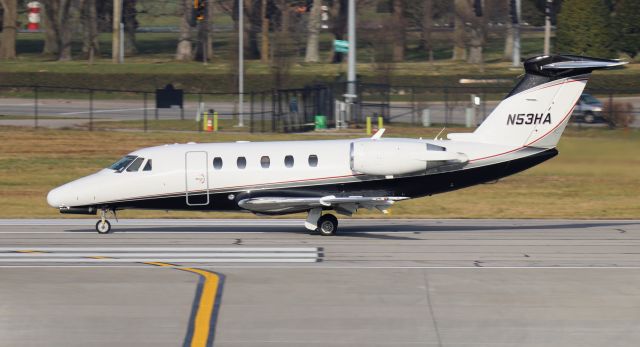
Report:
461,55,625,148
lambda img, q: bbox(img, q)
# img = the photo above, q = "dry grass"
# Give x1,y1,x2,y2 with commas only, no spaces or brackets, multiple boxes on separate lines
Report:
0,125,638,219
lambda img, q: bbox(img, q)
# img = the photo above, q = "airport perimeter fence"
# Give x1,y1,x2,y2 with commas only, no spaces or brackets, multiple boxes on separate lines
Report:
0,83,638,132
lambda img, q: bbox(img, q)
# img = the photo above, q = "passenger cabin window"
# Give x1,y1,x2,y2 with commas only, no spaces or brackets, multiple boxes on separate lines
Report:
308,155,318,167
237,157,247,169
260,156,270,168
143,159,152,171
126,157,144,172
213,157,223,170
109,155,137,172
284,155,294,168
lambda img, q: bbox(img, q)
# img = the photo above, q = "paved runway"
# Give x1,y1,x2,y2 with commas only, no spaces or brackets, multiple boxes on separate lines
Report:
1,219,639,346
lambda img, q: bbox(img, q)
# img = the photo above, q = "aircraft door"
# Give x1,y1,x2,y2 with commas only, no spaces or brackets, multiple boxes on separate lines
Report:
185,151,210,206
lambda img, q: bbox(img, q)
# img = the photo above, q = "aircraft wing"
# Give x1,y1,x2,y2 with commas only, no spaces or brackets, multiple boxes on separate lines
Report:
238,195,409,215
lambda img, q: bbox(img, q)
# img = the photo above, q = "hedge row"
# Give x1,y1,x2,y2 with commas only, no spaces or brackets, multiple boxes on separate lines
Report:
0,71,638,94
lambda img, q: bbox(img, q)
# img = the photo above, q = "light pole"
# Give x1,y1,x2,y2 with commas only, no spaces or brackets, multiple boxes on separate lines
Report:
238,0,245,127
346,0,356,118
512,0,521,67
543,0,552,55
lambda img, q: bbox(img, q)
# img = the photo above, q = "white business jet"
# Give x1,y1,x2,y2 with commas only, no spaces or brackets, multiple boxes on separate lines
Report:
47,55,625,235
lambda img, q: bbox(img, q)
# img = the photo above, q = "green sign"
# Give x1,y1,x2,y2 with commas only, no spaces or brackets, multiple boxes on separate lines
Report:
334,40,349,53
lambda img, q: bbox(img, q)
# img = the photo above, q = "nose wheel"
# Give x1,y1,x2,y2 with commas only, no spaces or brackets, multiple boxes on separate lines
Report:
96,220,111,234
95,208,114,234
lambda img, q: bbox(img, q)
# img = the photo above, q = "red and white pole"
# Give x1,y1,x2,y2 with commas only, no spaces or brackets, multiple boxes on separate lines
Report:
27,2,42,31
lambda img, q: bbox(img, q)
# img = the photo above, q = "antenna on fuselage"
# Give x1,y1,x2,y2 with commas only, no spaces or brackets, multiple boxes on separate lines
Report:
434,127,446,140
371,128,385,140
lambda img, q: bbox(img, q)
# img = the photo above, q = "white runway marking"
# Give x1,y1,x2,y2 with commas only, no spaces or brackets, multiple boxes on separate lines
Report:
58,107,152,115
0,247,318,252
0,247,322,264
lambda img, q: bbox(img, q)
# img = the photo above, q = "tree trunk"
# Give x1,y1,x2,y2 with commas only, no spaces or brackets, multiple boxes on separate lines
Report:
81,0,100,61
0,0,17,60
260,0,269,63
304,0,322,63
421,0,434,62
57,0,75,61
245,0,260,59
391,0,405,62
176,0,192,61
123,0,137,56
452,0,466,60
42,4,59,56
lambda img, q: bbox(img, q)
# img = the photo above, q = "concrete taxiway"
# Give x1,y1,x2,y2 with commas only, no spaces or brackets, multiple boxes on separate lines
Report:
1,219,639,347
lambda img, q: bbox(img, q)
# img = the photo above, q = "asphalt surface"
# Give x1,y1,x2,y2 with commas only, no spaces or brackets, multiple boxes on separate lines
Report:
1,218,640,346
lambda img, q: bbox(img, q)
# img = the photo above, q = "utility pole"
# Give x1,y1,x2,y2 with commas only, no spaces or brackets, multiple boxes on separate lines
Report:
238,0,244,127
112,0,123,64
543,0,552,55
346,0,356,117
512,0,521,67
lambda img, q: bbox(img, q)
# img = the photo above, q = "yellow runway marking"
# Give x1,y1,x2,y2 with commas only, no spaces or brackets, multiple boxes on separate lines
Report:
143,262,222,347
9,251,223,346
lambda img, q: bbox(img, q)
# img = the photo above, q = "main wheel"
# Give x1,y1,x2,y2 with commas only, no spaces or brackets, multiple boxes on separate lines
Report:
96,220,111,234
317,214,338,236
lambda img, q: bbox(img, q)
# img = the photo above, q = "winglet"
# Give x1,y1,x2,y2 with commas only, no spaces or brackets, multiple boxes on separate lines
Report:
371,128,385,140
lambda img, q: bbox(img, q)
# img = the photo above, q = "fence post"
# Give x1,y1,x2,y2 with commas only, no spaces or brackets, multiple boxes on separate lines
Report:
411,86,416,125
198,93,203,132
272,90,277,132
89,89,94,131
250,91,255,133
261,91,265,133
143,92,148,133
34,86,39,129
444,87,449,127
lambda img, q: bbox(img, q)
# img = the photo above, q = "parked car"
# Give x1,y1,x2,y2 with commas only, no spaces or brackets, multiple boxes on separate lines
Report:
572,93,608,123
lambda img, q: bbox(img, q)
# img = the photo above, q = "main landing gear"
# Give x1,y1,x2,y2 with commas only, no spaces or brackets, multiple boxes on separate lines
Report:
305,208,339,236
95,208,114,234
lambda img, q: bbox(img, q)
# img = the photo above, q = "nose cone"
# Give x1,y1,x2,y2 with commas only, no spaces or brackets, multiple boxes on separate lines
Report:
47,186,68,208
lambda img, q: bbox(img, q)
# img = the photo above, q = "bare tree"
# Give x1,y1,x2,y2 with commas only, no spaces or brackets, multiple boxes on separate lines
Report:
0,0,17,59
81,0,100,62
391,0,405,62
260,0,269,62
422,0,434,62
176,0,192,61
452,0,466,60
304,0,322,62
42,0,80,61
123,0,137,56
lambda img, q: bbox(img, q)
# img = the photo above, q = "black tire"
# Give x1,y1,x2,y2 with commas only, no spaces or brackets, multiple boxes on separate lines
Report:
96,220,111,234
317,214,338,236
583,112,595,124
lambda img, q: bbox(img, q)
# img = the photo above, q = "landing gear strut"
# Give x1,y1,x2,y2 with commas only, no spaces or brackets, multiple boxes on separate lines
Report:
305,208,339,236
95,209,112,234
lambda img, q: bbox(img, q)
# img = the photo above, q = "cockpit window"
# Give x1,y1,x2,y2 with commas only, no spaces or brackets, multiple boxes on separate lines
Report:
109,155,137,172
143,159,152,171
126,157,144,172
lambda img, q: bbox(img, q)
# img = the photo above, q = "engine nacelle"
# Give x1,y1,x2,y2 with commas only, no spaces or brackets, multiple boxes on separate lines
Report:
350,139,467,176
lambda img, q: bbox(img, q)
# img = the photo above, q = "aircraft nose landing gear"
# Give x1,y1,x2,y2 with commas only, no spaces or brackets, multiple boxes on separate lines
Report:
95,208,114,234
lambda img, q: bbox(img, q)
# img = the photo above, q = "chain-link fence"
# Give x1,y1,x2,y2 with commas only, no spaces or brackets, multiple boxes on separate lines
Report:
1,83,638,132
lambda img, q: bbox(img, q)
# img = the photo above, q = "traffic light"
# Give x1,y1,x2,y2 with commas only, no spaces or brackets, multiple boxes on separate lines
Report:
194,0,206,21
473,0,483,17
